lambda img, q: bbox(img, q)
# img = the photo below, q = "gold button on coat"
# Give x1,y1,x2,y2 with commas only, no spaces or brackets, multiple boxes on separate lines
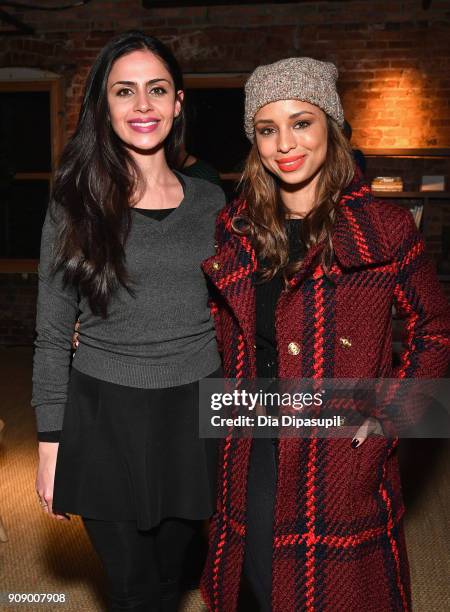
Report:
212,261,220,271
339,337,352,348
288,342,300,356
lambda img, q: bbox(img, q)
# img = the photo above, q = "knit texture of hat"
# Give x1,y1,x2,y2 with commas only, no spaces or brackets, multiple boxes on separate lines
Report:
244,57,344,141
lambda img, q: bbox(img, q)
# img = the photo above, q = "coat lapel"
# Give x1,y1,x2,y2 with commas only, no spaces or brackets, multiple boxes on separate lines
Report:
286,179,393,290
203,176,393,336
202,229,257,350
332,181,392,269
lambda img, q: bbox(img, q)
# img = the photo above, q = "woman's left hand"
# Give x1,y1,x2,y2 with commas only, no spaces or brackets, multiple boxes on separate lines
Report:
351,417,384,448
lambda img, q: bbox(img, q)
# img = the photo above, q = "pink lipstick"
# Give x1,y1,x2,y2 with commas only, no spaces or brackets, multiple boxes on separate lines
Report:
128,118,160,133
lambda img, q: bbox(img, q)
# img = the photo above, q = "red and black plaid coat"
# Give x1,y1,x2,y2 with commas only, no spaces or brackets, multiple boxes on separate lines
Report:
200,174,450,612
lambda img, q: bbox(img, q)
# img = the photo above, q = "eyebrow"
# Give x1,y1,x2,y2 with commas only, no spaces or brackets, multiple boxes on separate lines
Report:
110,78,171,88
254,111,315,125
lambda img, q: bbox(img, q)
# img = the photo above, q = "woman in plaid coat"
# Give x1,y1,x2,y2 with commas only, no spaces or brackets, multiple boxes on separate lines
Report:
200,58,450,611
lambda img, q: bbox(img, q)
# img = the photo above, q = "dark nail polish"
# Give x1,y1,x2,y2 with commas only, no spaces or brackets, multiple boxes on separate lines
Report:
351,438,360,448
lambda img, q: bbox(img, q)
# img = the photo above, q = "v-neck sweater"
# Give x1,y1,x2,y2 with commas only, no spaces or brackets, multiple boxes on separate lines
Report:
32,175,225,433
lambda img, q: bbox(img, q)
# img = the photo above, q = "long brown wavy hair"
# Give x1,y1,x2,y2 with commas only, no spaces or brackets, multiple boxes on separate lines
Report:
235,115,355,283
51,31,185,318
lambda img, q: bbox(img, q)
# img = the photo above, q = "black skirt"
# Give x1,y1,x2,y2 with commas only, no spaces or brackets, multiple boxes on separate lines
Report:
53,367,220,530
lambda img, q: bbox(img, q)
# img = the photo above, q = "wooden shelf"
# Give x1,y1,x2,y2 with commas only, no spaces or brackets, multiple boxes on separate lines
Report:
364,148,450,158
217,181,450,199
0,259,38,274
220,172,241,181
373,191,450,199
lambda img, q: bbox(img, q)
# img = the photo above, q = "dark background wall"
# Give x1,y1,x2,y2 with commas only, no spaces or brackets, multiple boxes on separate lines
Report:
0,0,449,344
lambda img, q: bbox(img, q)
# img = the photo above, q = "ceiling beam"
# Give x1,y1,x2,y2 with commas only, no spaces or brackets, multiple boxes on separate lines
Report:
143,0,337,7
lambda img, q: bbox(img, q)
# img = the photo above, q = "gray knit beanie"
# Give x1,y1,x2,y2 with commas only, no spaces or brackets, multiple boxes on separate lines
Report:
244,57,344,141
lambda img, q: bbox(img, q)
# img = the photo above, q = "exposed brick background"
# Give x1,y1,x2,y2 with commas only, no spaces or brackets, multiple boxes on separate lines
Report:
1,0,449,344
1,0,450,147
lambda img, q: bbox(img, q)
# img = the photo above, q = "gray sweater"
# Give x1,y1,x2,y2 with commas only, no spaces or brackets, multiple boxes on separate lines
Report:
32,175,225,433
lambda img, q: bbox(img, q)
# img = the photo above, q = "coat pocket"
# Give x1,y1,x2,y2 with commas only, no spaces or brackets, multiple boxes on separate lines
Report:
351,435,390,520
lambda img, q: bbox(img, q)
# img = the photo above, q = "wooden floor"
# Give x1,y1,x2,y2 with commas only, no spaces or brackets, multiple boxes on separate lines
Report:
0,346,449,611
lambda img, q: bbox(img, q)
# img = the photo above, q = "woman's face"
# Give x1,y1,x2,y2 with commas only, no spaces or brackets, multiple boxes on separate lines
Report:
107,49,183,152
254,99,328,185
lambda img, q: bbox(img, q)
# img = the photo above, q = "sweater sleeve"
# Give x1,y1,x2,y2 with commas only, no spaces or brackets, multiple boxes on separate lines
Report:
37,430,62,443
31,209,79,433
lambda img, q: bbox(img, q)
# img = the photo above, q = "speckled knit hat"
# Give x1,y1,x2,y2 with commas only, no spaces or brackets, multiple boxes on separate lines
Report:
244,57,344,141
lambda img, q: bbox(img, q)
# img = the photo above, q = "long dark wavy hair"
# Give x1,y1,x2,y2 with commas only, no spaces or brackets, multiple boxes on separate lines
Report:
236,115,355,283
51,31,185,317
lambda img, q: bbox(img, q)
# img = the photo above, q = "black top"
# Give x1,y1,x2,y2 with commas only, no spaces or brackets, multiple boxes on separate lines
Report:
255,219,304,379
133,207,175,221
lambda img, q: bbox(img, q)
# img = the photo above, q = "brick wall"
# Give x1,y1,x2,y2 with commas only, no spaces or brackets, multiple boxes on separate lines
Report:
1,0,449,344
1,0,449,147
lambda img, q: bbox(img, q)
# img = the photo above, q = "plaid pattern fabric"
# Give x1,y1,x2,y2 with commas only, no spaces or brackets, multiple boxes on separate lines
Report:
200,174,450,612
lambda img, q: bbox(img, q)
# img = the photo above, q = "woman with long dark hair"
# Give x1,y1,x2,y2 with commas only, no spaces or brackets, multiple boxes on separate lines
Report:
200,58,450,611
33,31,224,611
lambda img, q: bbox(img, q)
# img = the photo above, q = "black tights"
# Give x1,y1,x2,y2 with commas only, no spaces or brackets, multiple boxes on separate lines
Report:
82,517,198,612
243,438,278,612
